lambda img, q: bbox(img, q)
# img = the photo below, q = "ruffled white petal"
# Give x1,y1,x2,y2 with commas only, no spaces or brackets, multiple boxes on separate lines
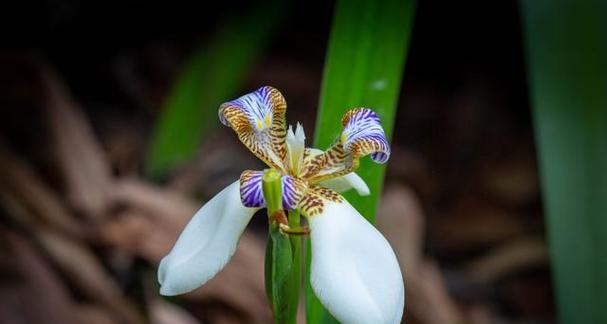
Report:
158,181,259,296
319,172,370,196
309,200,404,324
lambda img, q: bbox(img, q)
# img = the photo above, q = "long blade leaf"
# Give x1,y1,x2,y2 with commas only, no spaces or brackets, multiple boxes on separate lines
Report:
520,1,607,323
306,0,415,322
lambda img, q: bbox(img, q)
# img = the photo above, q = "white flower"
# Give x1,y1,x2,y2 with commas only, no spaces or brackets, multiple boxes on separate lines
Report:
158,86,404,324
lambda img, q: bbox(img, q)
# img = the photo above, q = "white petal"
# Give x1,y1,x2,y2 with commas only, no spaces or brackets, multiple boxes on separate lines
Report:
309,200,404,324
158,181,259,296
319,172,370,196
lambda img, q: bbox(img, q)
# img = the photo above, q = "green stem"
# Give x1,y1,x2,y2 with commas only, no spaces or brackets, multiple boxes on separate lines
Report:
262,169,300,324
262,169,283,216
288,209,302,320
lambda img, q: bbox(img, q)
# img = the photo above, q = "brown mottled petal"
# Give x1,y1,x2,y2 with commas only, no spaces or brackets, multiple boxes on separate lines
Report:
300,108,390,183
218,86,288,172
296,185,344,218
299,143,357,183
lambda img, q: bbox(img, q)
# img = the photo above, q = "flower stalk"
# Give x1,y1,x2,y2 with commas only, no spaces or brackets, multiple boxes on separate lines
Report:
263,169,300,324
262,169,283,216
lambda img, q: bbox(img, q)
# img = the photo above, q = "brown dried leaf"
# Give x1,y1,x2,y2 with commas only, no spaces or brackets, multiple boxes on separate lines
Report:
378,185,464,324
378,184,425,267
40,67,113,219
0,143,82,238
431,195,528,251
75,305,119,324
110,178,197,227
405,261,466,324
0,229,78,324
149,298,201,324
34,229,145,324
477,142,539,208
464,236,548,283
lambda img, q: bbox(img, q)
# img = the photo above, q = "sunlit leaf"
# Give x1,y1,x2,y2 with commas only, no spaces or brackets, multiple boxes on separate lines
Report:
306,0,415,322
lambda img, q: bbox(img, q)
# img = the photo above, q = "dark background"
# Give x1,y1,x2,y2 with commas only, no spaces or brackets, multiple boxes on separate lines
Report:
0,1,553,323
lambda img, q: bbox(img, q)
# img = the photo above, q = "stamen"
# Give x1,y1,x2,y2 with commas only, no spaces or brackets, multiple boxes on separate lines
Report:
286,123,306,175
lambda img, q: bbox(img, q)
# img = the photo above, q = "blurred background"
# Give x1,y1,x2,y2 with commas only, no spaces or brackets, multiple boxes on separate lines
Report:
2,0,604,323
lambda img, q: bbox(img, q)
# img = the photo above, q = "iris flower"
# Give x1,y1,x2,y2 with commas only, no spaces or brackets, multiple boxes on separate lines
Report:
158,86,405,323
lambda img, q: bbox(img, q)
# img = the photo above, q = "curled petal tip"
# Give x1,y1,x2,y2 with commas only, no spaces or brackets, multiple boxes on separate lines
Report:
218,87,289,171
341,108,391,164
298,109,390,183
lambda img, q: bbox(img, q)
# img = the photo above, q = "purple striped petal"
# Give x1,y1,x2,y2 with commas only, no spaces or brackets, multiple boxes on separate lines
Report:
219,86,274,127
239,170,265,208
219,87,288,172
239,171,307,210
281,175,307,210
300,109,390,183
341,108,390,163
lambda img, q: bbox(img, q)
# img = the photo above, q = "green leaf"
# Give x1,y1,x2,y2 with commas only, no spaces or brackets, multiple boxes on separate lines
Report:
145,1,285,177
306,0,415,322
520,1,607,323
266,223,297,324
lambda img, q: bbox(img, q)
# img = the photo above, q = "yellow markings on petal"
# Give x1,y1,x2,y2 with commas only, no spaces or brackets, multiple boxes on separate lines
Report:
218,86,289,172
340,131,348,144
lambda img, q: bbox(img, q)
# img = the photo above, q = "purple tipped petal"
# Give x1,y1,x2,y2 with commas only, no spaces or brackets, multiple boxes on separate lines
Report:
341,108,390,164
299,109,390,183
219,87,288,172
219,86,275,127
